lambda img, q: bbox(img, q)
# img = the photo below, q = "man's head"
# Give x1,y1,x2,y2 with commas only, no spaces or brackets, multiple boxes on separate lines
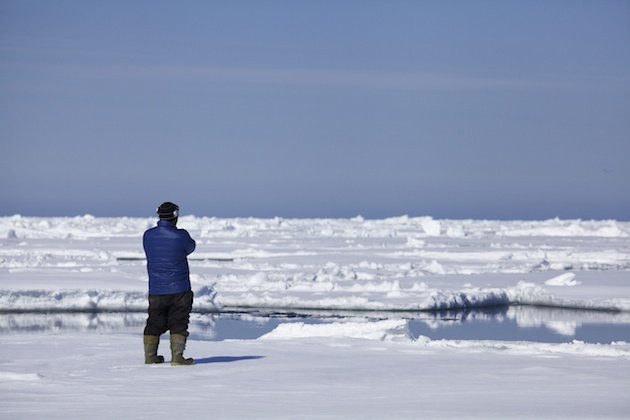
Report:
156,202,179,225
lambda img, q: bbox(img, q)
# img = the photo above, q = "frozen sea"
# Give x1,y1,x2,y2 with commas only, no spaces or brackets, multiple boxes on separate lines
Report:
1,215,629,419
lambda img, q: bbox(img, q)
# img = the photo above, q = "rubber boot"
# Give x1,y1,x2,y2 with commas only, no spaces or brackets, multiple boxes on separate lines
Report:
144,335,165,364
170,334,194,365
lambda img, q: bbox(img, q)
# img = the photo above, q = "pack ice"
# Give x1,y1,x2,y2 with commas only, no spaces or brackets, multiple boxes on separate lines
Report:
1,215,629,313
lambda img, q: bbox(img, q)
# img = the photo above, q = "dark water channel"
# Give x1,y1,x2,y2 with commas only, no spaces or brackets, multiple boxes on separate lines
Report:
1,306,629,344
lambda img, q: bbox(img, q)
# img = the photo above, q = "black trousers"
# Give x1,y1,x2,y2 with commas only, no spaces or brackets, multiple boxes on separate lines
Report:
144,290,193,337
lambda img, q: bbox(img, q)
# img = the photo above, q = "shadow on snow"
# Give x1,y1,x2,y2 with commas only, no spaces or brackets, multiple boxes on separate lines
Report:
195,355,265,364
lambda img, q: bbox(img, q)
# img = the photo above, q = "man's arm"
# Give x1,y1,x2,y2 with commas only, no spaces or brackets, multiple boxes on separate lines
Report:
183,231,196,255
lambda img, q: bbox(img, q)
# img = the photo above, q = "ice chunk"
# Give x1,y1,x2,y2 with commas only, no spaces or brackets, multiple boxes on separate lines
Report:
545,273,580,287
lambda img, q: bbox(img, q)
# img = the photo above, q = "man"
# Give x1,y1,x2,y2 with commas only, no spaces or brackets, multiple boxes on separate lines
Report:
143,202,196,365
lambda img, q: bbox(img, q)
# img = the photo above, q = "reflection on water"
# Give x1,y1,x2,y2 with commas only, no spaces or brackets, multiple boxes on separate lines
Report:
1,307,629,344
405,306,630,344
0,312,146,334
0,311,319,341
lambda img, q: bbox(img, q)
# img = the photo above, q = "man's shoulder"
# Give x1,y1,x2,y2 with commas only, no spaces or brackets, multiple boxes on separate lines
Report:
144,224,191,240
176,228,193,238
144,225,158,236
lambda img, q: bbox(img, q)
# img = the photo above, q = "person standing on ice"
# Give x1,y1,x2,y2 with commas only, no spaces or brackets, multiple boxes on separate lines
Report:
142,202,196,365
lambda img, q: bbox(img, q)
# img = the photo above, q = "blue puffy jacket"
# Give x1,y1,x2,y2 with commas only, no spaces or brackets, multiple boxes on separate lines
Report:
143,220,196,295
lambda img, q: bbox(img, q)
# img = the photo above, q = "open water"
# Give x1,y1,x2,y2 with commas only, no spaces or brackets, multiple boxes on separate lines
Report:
1,306,629,344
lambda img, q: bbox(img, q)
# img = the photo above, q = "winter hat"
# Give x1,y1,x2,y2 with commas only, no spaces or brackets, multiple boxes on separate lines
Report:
156,202,179,220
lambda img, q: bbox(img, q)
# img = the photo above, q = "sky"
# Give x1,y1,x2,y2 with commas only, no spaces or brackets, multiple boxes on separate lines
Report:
1,0,629,220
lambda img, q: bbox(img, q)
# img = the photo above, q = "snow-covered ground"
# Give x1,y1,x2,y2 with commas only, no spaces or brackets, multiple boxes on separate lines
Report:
1,215,629,418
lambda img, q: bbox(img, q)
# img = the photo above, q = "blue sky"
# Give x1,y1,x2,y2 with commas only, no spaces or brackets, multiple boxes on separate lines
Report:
2,1,629,219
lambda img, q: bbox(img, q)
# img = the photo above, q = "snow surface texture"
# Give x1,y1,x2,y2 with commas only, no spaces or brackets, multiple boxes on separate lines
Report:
1,215,629,313
1,216,630,418
1,325,630,419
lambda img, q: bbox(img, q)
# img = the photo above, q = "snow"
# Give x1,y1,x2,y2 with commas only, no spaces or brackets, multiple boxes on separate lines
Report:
544,272,580,287
2,331,629,419
259,319,410,342
1,215,629,418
